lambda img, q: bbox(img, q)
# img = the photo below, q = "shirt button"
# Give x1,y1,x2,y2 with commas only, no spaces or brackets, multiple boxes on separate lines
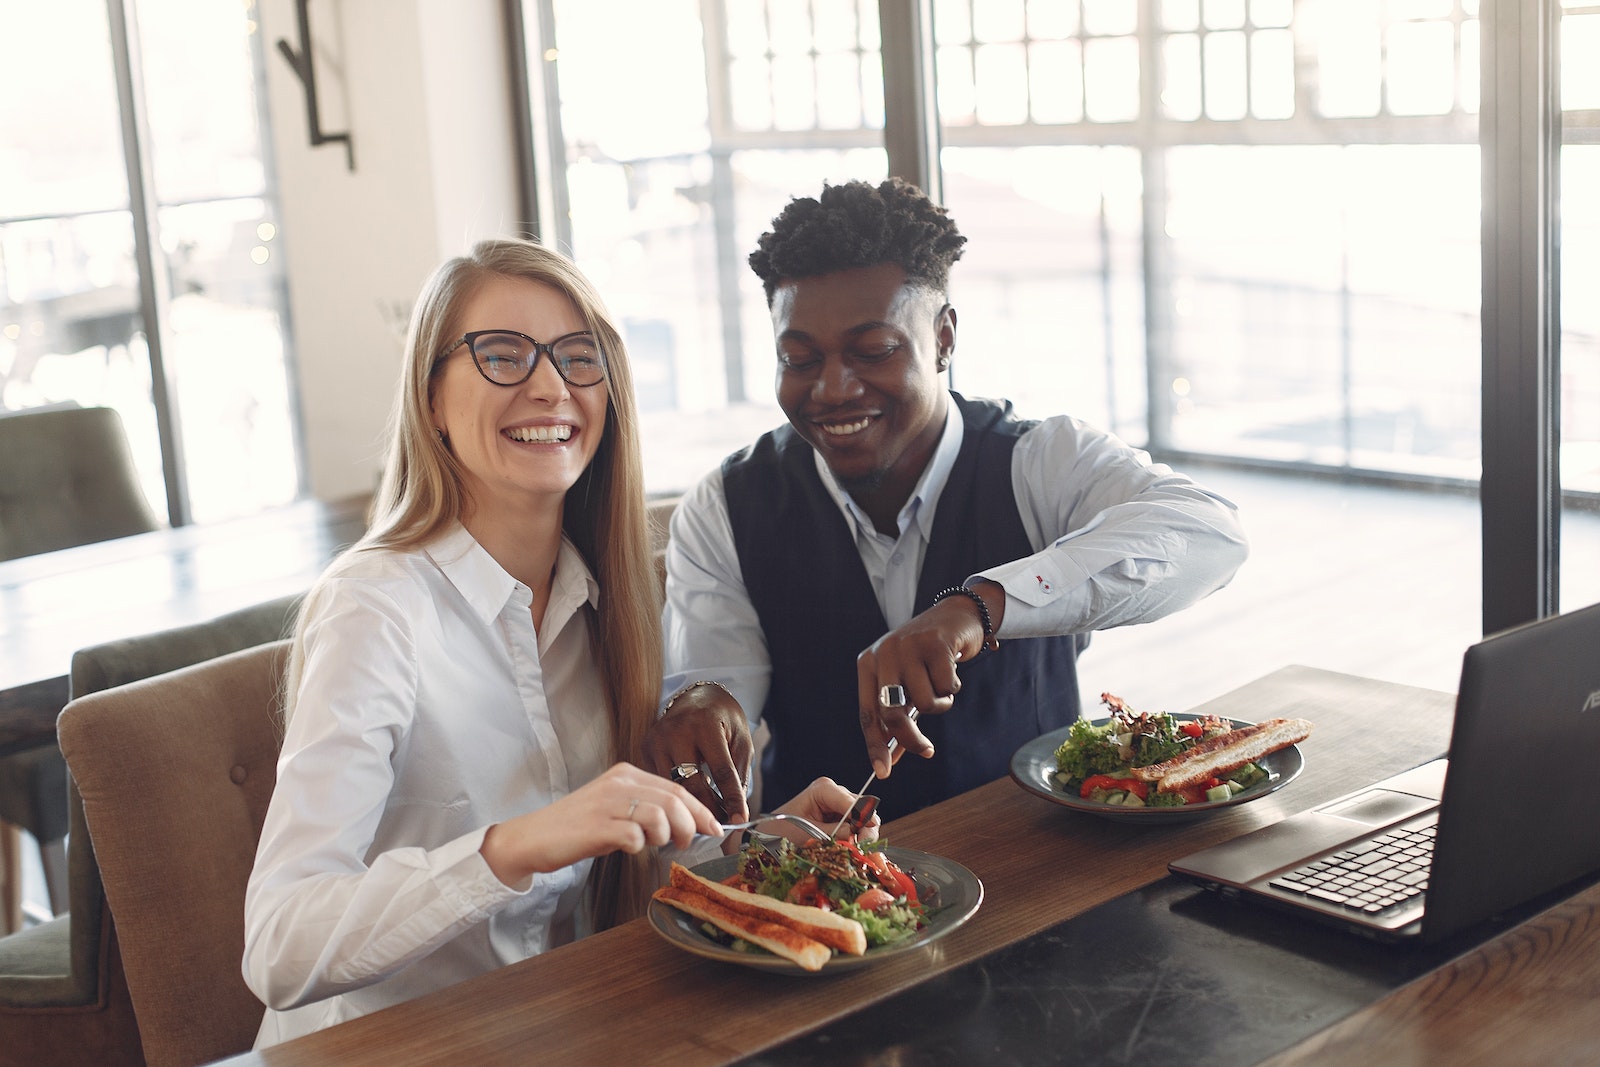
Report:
890,553,903,565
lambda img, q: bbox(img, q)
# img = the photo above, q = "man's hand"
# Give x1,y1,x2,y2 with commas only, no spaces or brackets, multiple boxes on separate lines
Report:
855,580,1006,777
642,682,753,823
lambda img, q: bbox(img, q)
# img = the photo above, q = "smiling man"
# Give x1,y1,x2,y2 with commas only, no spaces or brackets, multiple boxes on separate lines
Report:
646,178,1249,820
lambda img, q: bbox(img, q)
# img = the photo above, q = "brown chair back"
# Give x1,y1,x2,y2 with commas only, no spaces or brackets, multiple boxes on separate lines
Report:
68,595,303,1009
0,597,300,1067
58,642,289,1067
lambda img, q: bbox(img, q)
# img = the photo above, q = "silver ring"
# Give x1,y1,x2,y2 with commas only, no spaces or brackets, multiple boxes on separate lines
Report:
878,684,908,708
669,762,701,784
626,798,640,819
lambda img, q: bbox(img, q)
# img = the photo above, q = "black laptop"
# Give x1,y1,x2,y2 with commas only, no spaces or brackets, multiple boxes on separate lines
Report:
1169,599,1600,943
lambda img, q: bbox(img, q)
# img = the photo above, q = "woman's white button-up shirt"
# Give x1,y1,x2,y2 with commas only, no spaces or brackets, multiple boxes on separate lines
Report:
244,523,608,1047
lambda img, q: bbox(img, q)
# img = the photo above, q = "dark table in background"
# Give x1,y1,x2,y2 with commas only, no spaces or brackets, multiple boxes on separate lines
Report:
0,493,369,757
207,664,1600,1067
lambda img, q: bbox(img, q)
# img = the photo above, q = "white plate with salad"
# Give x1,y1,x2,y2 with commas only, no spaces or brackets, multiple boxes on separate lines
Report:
1009,701,1305,823
647,844,983,974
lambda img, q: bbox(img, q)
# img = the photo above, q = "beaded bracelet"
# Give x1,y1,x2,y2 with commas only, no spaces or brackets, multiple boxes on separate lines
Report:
933,585,1000,653
663,679,733,713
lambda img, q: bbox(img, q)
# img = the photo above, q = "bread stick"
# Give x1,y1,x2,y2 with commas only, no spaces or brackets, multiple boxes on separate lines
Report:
664,862,868,956
1134,717,1313,793
654,886,833,970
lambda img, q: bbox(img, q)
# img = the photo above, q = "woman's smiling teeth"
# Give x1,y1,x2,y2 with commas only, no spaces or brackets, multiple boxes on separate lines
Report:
505,424,572,443
821,416,871,437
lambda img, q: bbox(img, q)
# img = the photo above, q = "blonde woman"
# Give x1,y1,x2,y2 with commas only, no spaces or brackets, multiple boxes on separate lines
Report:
243,239,853,1046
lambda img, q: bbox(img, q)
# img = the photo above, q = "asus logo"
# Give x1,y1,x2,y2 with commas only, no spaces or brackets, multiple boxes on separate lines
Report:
1585,690,1600,713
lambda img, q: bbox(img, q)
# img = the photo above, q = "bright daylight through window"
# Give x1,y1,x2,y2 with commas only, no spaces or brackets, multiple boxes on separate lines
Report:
0,0,299,524
530,0,1599,712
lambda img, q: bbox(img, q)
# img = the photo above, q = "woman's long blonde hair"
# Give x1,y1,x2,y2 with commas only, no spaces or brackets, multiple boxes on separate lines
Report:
287,238,661,928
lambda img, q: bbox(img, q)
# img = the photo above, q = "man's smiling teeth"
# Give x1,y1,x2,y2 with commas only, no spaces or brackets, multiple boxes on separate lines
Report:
506,425,572,443
821,417,871,437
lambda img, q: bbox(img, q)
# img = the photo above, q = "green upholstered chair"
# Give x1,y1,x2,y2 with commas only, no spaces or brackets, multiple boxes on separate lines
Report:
0,404,162,931
0,595,299,1067
0,404,162,560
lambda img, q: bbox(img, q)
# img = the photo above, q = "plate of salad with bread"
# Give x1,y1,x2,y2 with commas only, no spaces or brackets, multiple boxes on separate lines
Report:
648,835,981,973
1010,692,1312,822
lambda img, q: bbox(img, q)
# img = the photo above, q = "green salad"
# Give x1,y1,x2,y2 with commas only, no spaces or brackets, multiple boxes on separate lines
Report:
702,836,927,953
1052,693,1270,807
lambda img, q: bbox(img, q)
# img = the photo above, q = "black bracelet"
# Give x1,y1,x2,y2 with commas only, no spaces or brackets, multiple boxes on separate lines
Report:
933,585,1000,653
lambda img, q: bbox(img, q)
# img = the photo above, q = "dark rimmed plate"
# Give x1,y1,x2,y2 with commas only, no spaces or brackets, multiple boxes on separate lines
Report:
1010,714,1305,824
647,846,982,974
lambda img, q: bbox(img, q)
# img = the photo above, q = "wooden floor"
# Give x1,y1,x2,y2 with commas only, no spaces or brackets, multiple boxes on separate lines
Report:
643,403,1600,714
1078,461,1600,716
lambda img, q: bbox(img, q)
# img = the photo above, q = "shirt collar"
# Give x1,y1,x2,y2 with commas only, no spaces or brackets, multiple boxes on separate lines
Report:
425,522,600,626
813,396,965,541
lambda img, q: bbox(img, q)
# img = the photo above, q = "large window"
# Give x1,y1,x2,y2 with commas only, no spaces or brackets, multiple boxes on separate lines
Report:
524,0,891,490
522,0,1580,708
0,0,299,524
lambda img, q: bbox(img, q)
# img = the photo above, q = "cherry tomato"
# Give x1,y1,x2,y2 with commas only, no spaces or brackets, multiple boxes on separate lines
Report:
858,847,920,905
1079,774,1149,800
854,887,896,912
1179,721,1205,738
785,873,831,909
882,861,919,906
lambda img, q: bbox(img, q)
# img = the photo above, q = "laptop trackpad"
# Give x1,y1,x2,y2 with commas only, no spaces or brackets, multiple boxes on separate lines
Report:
1320,788,1437,825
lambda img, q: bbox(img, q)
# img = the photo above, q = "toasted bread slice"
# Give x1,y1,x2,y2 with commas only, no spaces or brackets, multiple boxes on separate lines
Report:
666,862,868,956
1129,720,1276,783
1141,717,1313,793
654,886,832,971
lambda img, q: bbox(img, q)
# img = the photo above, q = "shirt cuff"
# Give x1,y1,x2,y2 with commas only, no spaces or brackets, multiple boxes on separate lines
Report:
974,555,1091,636
435,826,539,916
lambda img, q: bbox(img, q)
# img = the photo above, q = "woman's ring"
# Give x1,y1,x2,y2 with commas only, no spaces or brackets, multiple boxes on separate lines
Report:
627,798,640,819
878,684,908,708
669,762,701,784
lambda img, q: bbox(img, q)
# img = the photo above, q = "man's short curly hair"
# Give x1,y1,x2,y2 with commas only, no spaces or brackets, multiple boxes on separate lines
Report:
748,178,967,303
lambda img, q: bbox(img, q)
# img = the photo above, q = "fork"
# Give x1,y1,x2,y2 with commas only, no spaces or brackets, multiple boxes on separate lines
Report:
719,813,833,841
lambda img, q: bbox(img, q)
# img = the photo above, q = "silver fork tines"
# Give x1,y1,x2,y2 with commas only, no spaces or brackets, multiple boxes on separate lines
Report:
719,813,832,841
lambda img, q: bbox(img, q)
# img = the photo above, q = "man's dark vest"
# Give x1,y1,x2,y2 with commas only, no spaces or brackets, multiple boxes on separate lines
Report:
723,393,1083,816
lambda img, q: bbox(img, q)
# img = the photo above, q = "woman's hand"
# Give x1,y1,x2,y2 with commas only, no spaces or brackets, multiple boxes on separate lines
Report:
716,777,884,855
776,776,883,843
480,762,721,887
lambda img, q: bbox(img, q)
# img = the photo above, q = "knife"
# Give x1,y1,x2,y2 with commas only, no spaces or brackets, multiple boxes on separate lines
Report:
832,706,919,836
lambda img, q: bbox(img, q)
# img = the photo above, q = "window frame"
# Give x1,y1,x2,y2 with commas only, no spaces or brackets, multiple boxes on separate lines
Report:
511,0,1572,635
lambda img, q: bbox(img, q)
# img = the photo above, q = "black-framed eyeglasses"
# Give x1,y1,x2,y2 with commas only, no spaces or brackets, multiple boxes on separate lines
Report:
439,329,608,388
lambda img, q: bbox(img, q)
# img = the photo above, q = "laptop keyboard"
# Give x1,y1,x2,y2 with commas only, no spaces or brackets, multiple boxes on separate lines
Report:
1268,818,1436,914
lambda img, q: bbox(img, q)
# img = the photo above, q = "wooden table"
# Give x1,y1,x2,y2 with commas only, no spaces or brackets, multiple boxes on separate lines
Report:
207,663,1600,1067
0,494,369,757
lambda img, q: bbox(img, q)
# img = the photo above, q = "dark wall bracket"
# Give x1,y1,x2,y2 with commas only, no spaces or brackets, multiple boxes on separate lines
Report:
275,0,355,171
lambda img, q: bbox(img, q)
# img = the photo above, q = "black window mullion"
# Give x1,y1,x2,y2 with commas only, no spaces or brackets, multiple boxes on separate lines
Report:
878,0,942,201
1480,0,1561,634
